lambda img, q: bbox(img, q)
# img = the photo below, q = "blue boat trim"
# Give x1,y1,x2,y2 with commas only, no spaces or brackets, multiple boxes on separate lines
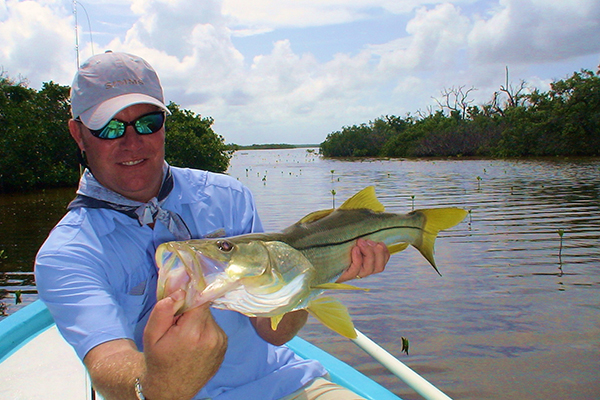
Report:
0,301,402,399
287,336,402,400
0,300,54,363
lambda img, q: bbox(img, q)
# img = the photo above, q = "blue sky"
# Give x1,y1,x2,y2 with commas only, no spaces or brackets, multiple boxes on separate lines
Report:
1,0,599,145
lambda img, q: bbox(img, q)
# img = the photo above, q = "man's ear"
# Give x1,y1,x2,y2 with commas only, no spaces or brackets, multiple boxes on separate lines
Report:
69,119,85,151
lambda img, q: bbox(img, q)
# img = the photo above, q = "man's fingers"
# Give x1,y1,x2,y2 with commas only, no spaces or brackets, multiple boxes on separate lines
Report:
349,245,363,275
144,289,185,347
358,239,377,275
372,241,390,273
176,303,220,338
142,294,228,400
337,239,389,283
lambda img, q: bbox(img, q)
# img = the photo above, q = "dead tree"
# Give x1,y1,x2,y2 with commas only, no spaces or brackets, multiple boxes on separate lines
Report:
433,85,477,119
491,66,528,116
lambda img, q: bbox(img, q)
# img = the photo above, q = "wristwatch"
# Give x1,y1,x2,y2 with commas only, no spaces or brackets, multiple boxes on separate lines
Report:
134,377,146,400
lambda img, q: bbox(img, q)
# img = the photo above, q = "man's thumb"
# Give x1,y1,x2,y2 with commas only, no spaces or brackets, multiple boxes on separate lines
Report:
144,289,186,346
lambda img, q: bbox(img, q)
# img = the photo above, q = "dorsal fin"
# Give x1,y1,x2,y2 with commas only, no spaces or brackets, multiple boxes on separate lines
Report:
295,187,384,225
297,209,335,224
339,186,385,212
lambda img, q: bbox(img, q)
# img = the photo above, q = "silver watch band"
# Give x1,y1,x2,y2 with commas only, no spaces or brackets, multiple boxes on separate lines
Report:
134,377,146,400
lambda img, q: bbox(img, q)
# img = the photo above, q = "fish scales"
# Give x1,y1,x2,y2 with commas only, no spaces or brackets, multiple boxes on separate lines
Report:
278,209,428,284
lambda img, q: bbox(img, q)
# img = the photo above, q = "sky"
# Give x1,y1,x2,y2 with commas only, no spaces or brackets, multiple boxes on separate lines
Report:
1,0,599,145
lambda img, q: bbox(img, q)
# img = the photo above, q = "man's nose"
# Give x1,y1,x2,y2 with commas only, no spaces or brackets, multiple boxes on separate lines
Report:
120,125,144,148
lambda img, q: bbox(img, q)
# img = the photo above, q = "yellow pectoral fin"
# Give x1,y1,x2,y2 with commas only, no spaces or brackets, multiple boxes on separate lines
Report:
307,297,357,339
312,283,370,291
388,242,409,255
270,314,285,331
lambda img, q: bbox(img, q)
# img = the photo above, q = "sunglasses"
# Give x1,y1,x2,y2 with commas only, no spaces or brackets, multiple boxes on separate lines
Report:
78,111,166,140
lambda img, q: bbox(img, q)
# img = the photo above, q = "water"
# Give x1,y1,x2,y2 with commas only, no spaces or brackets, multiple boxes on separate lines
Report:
1,149,599,399
0,187,75,312
227,150,600,400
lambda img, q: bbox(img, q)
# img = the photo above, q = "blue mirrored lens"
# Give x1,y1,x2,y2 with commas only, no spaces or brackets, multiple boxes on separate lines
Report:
88,112,165,140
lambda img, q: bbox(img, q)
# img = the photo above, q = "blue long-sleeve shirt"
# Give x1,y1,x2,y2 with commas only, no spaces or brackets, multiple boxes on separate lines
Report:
35,166,325,400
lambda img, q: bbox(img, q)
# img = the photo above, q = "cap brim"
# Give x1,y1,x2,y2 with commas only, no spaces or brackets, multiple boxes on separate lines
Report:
78,93,170,129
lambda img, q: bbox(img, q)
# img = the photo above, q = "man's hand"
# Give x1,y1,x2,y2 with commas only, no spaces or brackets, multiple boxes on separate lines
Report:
84,290,227,400
337,238,390,283
142,289,228,400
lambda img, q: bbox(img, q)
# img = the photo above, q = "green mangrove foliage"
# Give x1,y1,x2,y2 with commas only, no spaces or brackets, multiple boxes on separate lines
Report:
0,74,232,193
0,77,79,192
321,68,600,158
164,102,232,173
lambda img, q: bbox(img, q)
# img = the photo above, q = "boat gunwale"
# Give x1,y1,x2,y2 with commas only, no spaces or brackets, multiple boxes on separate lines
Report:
0,300,401,399
0,300,54,363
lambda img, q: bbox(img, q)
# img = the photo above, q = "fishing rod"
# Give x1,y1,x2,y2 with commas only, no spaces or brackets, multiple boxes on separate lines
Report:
351,329,453,400
73,0,95,69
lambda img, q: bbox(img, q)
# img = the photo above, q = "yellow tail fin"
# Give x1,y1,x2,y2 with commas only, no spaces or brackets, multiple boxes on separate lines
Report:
413,208,467,275
307,296,357,339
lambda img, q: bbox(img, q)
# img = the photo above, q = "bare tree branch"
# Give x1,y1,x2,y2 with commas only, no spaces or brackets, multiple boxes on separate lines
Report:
499,66,527,108
432,85,477,119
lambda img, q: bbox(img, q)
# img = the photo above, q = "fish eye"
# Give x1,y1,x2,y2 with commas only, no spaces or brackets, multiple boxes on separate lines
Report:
217,240,234,252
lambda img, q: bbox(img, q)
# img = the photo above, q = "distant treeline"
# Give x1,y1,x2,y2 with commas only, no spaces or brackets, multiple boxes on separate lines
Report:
320,68,600,158
227,143,318,150
0,75,231,193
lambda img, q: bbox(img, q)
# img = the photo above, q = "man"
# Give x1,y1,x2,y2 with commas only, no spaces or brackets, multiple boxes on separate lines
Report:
35,51,390,400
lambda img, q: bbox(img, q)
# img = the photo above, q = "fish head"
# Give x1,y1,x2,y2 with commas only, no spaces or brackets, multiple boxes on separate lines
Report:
155,240,226,311
156,237,316,316
209,239,317,317
156,238,271,311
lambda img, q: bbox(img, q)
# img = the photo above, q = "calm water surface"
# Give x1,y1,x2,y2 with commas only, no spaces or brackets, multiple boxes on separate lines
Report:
1,149,598,399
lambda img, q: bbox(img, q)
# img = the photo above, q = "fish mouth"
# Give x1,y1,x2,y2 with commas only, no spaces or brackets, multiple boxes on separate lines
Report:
156,242,240,312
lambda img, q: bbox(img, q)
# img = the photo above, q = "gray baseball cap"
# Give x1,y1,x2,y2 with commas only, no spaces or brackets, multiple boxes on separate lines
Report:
71,51,169,130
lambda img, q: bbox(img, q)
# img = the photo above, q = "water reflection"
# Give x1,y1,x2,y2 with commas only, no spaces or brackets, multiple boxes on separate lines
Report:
0,187,75,312
227,150,600,399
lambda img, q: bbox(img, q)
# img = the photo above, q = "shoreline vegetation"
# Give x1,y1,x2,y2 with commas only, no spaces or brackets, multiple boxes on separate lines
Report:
1,67,598,193
320,67,600,158
227,144,319,150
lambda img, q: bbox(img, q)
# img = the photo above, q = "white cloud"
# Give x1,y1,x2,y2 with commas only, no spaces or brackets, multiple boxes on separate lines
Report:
469,0,600,64
101,0,246,102
0,1,8,20
0,0,74,86
373,3,470,74
128,0,226,58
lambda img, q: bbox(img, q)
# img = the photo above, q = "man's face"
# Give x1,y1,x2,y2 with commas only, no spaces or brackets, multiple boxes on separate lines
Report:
69,103,166,202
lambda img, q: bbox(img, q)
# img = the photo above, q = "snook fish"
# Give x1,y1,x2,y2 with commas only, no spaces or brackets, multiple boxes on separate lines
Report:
155,186,466,338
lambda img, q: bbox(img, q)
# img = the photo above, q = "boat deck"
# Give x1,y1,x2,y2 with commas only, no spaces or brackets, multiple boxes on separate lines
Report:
0,324,95,400
0,301,403,400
